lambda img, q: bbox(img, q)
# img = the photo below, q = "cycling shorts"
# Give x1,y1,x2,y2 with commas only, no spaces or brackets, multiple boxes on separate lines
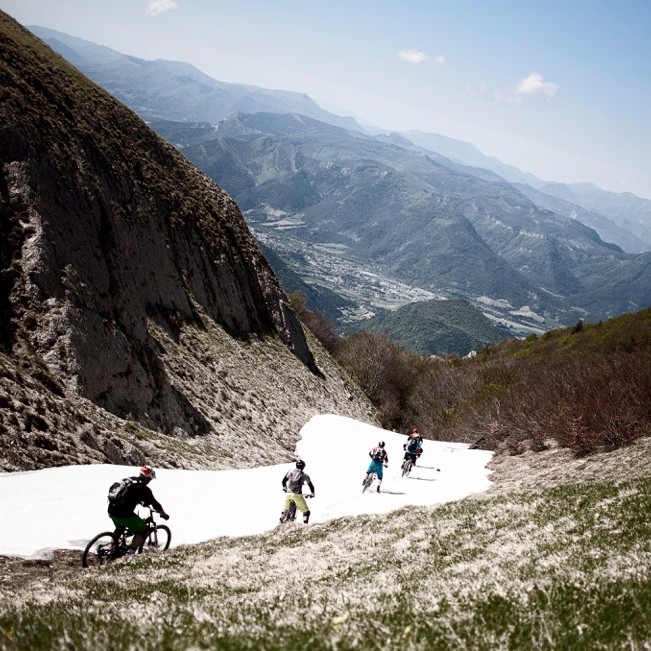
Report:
109,513,147,534
367,459,384,480
284,492,309,513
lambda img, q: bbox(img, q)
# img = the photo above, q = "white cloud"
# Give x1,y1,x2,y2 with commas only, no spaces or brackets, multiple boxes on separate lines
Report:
477,72,560,105
398,49,428,65
514,72,559,100
433,55,446,64
146,0,179,16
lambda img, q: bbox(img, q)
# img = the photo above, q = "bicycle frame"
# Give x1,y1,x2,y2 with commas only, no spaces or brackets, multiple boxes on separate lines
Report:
279,493,312,524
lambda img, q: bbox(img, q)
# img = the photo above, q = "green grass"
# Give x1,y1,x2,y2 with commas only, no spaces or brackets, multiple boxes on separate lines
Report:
2,475,650,650
481,307,651,361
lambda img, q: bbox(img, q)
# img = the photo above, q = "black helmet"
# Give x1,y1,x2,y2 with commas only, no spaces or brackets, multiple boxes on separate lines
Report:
378,441,385,448
296,459,306,469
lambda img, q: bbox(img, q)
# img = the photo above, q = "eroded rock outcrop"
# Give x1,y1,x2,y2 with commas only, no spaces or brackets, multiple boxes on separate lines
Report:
0,12,377,470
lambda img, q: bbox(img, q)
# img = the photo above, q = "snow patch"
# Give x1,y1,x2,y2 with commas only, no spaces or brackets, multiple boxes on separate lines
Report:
0,415,493,559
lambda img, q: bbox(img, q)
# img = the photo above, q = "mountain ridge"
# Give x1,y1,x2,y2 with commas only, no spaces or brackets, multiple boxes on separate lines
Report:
28,25,363,132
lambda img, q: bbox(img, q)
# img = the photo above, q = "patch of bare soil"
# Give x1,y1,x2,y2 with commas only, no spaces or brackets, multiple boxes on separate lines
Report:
0,550,80,597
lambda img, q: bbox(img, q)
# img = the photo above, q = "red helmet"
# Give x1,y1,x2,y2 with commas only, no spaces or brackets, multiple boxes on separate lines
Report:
140,465,156,479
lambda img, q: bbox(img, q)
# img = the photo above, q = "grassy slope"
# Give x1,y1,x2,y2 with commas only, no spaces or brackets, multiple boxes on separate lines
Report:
1,438,650,650
483,307,651,360
416,307,651,454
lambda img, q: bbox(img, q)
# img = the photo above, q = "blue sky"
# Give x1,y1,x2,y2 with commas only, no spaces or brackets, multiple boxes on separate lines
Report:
3,0,651,199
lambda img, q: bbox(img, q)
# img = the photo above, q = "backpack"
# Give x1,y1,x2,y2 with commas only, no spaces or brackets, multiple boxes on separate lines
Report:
107,477,135,505
371,447,385,462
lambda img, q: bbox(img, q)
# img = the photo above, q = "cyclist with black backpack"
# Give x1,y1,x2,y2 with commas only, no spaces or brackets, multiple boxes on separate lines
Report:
364,441,389,492
107,465,170,556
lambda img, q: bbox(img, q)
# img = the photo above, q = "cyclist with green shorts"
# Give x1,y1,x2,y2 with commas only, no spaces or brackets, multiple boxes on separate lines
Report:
281,459,315,524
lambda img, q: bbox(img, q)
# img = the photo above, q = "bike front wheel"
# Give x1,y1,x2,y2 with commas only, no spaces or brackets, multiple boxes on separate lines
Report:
279,500,297,524
139,525,171,553
82,531,119,568
402,460,413,477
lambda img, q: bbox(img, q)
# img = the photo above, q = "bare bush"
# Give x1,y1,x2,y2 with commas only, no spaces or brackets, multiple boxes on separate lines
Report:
449,350,651,455
288,292,337,353
336,331,419,431
298,299,651,456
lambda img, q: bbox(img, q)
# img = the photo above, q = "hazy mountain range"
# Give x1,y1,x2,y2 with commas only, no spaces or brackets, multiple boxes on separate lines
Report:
171,112,651,332
30,26,362,132
31,26,651,350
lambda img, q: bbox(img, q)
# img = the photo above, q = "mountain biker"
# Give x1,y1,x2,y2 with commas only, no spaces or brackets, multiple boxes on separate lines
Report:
107,465,170,555
405,427,424,464
407,426,421,442
364,441,389,493
281,459,315,524
403,436,422,466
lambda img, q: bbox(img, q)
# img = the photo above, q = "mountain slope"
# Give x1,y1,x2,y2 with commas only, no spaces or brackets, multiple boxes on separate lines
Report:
405,129,651,253
0,12,376,471
513,182,649,253
539,181,651,250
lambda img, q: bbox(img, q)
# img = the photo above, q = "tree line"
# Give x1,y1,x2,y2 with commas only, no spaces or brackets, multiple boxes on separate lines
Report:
291,293,651,456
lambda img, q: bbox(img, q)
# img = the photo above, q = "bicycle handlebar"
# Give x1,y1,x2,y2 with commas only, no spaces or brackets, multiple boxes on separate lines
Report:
282,491,314,498
141,505,169,520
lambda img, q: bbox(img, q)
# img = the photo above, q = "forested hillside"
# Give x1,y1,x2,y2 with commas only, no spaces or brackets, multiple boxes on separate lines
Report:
311,303,651,454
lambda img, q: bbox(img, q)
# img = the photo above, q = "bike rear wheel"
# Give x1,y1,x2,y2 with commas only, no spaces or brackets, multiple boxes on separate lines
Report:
362,473,375,493
139,525,171,553
81,531,120,568
279,500,297,524
402,459,413,477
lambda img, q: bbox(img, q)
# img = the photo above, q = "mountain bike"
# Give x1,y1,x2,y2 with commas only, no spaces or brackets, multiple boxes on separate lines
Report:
279,493,312,524
401,456,415,477
81,507,171,568
362,467,386,493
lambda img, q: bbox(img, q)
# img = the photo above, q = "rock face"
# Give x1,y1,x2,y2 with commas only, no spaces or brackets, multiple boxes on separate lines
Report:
0,12,377,471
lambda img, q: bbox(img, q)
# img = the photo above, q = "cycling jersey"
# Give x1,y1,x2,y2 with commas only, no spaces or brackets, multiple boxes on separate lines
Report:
282,468,315,495
107,477,164,518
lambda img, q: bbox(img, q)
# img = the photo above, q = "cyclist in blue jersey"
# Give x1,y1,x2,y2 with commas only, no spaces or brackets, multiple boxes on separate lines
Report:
364,441,388,492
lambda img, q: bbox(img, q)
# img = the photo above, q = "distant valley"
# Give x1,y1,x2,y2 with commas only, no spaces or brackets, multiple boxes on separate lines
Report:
33,26,651,354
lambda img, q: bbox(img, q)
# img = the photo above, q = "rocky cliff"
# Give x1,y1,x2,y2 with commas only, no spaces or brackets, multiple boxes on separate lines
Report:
0,12,377,471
